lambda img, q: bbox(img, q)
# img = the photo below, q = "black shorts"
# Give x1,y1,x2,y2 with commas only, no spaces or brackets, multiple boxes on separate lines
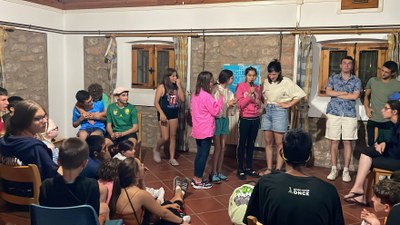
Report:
157,110,179,121
105,132,137,144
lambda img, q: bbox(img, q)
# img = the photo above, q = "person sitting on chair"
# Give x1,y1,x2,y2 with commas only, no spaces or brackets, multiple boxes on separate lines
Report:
344,100,400,205
244,129,344,225
39,138,100,215
106,87,138,147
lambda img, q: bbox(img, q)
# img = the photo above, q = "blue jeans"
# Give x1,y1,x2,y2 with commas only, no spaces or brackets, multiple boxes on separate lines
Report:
194,137,212,178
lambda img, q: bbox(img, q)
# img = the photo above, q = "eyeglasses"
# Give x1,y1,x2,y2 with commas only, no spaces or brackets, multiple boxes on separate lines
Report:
33,114,48,122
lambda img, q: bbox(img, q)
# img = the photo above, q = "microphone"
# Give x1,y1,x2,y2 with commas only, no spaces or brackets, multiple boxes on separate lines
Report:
249,82,255,98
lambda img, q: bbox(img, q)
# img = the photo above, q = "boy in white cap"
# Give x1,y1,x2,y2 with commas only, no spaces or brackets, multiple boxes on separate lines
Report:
106,87,138,146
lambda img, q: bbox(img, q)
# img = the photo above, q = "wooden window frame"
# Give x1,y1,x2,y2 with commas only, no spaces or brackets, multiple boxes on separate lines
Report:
318,42,387,96
131,44,175,89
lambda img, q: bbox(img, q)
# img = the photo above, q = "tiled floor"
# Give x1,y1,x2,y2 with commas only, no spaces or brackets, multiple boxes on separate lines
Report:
142,148,385,225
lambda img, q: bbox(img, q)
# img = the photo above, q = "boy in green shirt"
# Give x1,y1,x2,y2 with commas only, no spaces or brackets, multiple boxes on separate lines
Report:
106,87,138,146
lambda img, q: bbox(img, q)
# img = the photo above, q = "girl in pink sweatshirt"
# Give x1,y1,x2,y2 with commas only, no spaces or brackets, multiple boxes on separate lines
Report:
191,71,223,189
235,66,262,180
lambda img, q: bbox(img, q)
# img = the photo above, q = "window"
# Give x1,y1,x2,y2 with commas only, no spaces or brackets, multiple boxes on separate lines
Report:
318,42,387,96
131,45,175,89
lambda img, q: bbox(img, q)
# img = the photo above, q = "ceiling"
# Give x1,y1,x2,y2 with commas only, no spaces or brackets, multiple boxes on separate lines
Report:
23,0,257,10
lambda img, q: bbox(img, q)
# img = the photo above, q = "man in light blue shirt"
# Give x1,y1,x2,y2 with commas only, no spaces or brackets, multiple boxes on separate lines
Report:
325,56,361,183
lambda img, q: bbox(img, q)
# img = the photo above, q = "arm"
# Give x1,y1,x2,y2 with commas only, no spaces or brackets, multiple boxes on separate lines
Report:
176,79,185,102
154,85,167,122
72,108,85,128
236,83,252,110
278,98,302,109
204,93,224,117
325,86,348,97
337,90,360,100
363,89,373,118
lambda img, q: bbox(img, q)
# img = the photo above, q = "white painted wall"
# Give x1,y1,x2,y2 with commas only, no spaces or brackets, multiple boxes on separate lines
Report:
1,0,400,138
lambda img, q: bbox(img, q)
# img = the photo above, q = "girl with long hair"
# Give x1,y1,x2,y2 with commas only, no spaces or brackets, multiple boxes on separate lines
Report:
0,100,58,179
109,157,190,225
153,68,185,166
191,71,223,189
209,69,236,183
235,66,262,180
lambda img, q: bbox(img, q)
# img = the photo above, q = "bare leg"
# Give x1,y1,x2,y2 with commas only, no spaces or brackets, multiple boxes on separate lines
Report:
263,131,274,174
330,140,340,167
343,140,352,168
155,121,170,153
212,135,221,174
78,130,88,141
274,132,284,170
91,130,104,137
168,118,179,160
216,135,227,173
344,154,372,203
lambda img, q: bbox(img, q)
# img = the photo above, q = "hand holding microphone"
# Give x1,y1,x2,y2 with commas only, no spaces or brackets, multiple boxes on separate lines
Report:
249,81,255,98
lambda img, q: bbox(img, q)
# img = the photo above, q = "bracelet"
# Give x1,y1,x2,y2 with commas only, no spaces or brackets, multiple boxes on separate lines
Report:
180,218,184,224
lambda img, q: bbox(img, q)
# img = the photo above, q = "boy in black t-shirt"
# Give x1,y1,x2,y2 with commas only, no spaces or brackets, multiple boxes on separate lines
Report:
39,138,100,215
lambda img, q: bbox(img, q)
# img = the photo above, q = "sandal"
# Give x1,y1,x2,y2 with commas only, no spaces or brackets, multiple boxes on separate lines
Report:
344,192,364,200
258,168,272,176
344,192,368,206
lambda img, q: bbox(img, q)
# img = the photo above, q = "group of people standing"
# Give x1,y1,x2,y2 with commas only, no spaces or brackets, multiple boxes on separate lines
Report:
186,59,307,189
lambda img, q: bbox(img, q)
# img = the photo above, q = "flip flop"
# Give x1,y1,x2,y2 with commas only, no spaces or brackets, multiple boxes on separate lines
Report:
258,168,272,176
344,192,364,200
344,196,368,206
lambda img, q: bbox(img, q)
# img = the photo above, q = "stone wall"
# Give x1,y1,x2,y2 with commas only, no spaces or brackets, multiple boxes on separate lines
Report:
83,37,111,95
83,34,358,170
3,30,48,111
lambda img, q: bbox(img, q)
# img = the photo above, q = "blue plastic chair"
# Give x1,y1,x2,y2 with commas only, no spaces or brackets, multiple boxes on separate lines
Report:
30,204,123,225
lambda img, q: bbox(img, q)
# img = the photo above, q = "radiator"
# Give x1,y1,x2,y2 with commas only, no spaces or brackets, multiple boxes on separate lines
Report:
226,110,266,148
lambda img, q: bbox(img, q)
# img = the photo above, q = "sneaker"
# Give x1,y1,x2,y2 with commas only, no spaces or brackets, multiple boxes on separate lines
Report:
327,168,338,181
145,187,159,198
173,176,182,191
209,173,221,184
342,170,351,183
245,168,260,178
182,215,191,223
217,172,228,181
153,149,161,163
181,177,190,195
237,170,246,180
191,179,212,190
157,187,165,204
169,159,180,166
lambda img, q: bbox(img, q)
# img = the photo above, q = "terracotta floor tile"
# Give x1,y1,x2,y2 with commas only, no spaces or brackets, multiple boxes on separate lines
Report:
185,197,225,213
197,209,232,225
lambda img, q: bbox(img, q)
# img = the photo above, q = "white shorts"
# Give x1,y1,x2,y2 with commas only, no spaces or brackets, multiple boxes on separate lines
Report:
325,114,358,140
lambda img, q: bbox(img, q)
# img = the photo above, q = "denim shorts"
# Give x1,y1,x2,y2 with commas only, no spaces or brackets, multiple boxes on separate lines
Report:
261,104,288,133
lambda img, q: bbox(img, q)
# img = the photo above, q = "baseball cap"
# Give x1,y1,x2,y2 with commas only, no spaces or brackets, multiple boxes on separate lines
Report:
113,87,129,95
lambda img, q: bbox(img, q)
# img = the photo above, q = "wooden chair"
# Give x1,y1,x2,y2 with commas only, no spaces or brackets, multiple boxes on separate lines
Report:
367,167,393,205
137,112,143,161
247,215,263,225
30,204,123,225
0,164,41,225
